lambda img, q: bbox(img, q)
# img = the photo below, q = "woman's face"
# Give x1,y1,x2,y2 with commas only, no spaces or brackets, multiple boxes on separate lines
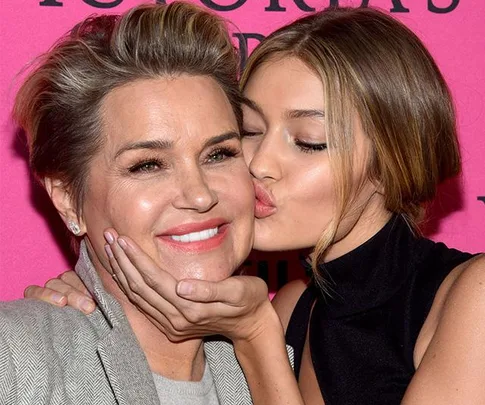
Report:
242,57,385,256
80,76,254,281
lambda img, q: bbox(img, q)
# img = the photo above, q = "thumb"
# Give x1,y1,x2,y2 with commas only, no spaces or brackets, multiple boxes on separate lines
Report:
176,279,227,303
176,276,267,305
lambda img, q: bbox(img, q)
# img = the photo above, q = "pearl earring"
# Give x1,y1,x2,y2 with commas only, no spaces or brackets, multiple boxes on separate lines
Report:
68,220,81,235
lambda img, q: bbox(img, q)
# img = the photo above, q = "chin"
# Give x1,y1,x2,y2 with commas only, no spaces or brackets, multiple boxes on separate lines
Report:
178,262,235,281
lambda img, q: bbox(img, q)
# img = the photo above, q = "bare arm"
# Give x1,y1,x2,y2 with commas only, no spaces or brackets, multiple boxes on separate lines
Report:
403,254,485,404
230,278,308,405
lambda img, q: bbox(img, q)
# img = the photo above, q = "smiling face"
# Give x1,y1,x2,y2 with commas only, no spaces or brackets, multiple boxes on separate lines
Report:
78,76,254,281
242,57,388,259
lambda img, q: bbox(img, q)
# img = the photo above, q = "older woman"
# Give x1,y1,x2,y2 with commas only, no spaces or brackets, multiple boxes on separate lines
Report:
0,3,301,405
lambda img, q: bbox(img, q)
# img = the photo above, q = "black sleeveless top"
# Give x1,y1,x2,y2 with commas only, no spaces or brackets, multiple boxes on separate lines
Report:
286,216,475,405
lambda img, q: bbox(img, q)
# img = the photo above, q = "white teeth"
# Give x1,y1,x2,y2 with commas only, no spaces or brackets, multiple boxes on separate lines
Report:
170,227,218,243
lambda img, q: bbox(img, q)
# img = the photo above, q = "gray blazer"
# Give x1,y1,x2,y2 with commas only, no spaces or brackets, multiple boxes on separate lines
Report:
0,241,293,405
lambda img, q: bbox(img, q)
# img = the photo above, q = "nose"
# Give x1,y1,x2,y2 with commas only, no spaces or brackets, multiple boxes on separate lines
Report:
172,169,218,213
246,130,282,181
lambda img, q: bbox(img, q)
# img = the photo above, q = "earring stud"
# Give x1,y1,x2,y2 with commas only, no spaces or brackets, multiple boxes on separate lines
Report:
68,220,81,235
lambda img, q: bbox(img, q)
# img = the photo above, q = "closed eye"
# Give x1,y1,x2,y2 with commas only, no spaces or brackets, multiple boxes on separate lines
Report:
295,140,327,153
241,130,264,138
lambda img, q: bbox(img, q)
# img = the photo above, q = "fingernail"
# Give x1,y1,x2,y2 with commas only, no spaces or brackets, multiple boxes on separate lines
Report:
117,238,127,250
177,281,194,296
104,231,114,245
104,244,114,258
80,298,95,313
52,293,64,304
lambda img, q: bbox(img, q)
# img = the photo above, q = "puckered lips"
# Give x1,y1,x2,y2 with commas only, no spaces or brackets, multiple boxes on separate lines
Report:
157,218,228,252
253,181,277,219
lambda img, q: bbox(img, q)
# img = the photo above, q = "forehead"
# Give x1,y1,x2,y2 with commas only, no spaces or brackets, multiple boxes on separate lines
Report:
243,57,324,112
100,76,237,147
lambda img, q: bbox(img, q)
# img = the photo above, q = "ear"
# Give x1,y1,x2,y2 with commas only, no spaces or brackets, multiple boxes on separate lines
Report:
44,177,87,236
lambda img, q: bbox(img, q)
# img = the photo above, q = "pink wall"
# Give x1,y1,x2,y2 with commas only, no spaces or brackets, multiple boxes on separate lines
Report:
1,0,484,300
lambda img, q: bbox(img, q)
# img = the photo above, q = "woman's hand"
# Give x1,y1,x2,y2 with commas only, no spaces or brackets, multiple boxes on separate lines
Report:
103,228,278,343
103,229,304,405
24,271,96,314
25,230,301,404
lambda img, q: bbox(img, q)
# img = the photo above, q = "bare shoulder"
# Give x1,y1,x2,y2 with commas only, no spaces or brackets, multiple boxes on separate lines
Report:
439,253,485,328
271,279,308,333
414,254,483,363
405,254,485,403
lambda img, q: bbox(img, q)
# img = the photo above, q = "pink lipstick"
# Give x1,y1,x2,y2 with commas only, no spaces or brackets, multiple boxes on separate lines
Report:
253,181,277,219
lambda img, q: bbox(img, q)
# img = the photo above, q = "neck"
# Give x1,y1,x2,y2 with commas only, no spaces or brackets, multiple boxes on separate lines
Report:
315,195,392,263
115,294,206,381
86,241,206,381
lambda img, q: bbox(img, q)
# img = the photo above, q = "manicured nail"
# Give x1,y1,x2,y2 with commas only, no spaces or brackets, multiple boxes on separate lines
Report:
52,293,64,304
117,238,127,250
80,298,95,313
177,281,194,296
104,231,115,245
104,244,114,258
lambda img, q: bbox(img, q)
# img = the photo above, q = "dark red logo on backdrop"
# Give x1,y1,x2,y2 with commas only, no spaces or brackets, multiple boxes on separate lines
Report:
39,0,461,68
39,0,461,13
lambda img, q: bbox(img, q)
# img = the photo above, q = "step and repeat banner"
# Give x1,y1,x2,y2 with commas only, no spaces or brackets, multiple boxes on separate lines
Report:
1,0,484,300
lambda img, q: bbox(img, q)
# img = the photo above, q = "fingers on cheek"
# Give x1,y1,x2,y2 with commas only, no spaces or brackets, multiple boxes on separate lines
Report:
183,306,204,324
168,316,189,335
126,278,145,295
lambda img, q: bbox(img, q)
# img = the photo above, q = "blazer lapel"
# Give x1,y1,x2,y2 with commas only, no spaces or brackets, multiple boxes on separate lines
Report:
204,338,253,405
76,241,160,405
97,324,160,405
204,338,295,405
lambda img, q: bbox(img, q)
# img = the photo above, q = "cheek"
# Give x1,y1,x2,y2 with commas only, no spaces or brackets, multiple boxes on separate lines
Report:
84,180,163,243
289,163,334,210
105,185,165,239
241,139,257,167
219,166,255,247
232,166,255,215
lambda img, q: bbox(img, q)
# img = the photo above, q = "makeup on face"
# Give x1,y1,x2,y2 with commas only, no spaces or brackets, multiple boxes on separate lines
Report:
242,57,386,258
241,57,334,252
81,76,255,282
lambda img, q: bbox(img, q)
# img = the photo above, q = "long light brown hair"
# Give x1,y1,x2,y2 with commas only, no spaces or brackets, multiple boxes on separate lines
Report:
241,7,460,283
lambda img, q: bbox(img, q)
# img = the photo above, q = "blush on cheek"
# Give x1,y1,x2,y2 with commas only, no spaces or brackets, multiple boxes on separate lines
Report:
138,198,154,212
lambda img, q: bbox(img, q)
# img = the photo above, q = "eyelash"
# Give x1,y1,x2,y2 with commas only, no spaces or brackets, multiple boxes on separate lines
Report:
128,158,165,174
127,147,239,174
295,139,328,153
241,130,263,138
206,146,239,163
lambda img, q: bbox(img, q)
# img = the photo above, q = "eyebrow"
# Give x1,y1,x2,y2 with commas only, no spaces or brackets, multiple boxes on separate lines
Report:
115,139,173,159
115,131,239,159
285,109,325,120
242,98,325,120
203,131,240,148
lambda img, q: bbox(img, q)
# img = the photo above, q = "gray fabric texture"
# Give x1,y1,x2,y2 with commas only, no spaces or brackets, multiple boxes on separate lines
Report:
152,362,219,405
0,240,294,405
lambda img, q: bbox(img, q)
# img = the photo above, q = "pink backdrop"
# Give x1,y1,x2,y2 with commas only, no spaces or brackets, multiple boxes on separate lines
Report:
1,0,484,300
